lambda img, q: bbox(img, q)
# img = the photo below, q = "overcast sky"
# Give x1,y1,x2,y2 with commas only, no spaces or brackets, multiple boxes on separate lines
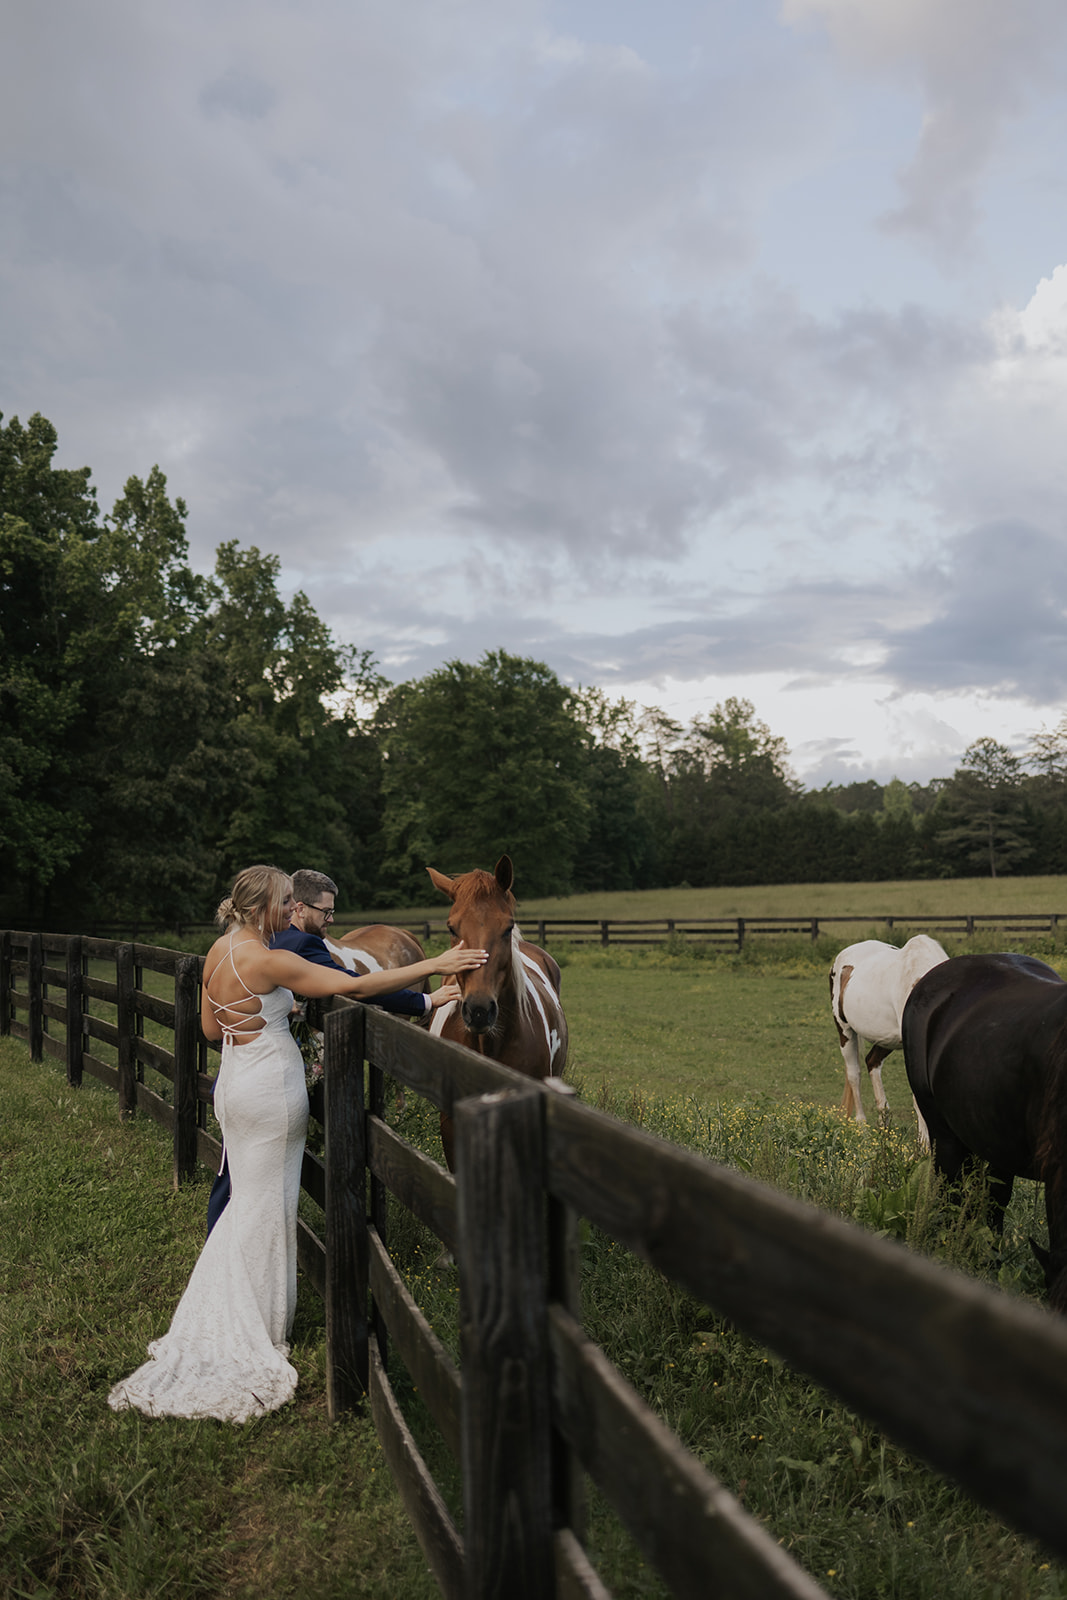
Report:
4,0,1067,785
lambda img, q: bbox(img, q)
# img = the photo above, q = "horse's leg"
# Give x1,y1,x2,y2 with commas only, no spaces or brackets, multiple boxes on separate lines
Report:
986,1168,1014,1234
838,1029,865,1122
865,1043,891,1123
910,1095,931,1152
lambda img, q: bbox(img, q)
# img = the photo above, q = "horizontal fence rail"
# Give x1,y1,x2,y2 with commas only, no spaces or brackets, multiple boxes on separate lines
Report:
4,929,1067,1600
7,911,1067,951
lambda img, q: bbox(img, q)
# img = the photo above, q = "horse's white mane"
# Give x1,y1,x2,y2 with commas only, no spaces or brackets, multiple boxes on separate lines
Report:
510,926,534,1019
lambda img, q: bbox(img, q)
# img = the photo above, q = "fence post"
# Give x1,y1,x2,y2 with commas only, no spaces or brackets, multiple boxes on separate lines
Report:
737,917,745,952
0,931,11,1036
543,1079,585,1545
172,956,199,1187
28,933,44,1062
116,944,137,1116
966,914,975,937
810,918,819,944
368,1051,389,1372
538,919,546,947
600,920,609,948
324,1003,368,1419
66,936,84,1086
456,1086,553,1600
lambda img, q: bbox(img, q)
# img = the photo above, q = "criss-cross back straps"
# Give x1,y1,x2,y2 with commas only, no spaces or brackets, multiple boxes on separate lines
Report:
206,933,266,1042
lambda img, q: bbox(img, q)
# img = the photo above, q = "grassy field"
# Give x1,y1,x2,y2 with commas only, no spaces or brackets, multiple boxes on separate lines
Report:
7,919,1067,1598
345,873,1067,925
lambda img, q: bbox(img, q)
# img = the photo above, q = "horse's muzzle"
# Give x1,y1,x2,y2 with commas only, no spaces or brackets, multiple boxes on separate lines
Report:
461,994,498,1035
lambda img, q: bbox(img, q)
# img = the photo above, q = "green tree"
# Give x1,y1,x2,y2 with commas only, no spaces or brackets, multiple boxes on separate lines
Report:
934,738,1033,878
376,652,591,901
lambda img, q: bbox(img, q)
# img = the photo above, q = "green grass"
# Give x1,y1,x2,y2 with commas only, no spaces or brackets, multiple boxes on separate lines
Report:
9,924,1067,1598
344,873,1067,925
0,1040,438,1600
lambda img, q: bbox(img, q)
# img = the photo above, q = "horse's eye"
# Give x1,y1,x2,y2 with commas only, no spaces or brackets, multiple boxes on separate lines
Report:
447,924,457,940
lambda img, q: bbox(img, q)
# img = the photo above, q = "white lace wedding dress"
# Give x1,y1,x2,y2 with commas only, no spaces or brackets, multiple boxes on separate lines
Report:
108,979,309,1423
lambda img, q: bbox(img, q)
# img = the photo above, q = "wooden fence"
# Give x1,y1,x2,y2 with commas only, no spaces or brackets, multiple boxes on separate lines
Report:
12,910,1067,951
4,929,1067,1599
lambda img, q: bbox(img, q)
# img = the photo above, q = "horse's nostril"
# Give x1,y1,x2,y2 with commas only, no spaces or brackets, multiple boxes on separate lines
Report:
462,997,497,1034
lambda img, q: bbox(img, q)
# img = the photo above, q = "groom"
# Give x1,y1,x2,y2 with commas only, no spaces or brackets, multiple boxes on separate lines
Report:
205,868,435,1234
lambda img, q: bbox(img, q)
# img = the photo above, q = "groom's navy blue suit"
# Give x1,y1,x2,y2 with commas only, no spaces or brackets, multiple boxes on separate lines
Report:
206,927,431,1234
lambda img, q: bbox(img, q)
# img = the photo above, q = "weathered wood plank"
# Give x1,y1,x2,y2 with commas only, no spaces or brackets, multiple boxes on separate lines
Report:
172,956,199,1186
356,1001,532,1112
368,1116,457,1253
66,936,83,1087
116,945,136,1117
550,1304,827,1600
8,1018,29,1042
86,1014,121,1050
41,963,66,986
368,1343,464,1600
367,1224,461,1458
324,1004,368,1417
135,990,176,1029
41,1033,65,1062
197,1127,222,1173
544,1092,1067,1561
42,997,67,1023
83,1055,119,1090
134,1081,175,1130
135,1035,175,1077
301,1148,325,1211
297,1217,326,1301
131,945,186,974
83,974,119,1003
0,930,11,1035
554,1529,612,1600
81,936,123,959
456,1088,554,1600
28,934,43,1061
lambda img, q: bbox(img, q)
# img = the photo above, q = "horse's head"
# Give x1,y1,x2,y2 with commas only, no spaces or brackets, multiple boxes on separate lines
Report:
427,854,518,1037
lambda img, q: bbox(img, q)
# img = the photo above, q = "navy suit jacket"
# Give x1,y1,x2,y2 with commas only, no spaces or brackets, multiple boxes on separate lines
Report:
269,925,431,1016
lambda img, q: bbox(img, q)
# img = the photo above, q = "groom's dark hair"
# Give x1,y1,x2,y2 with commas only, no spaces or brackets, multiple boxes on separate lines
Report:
291,869,338,905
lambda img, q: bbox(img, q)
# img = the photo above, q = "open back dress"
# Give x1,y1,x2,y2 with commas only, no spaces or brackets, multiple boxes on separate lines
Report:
108,937,309,1422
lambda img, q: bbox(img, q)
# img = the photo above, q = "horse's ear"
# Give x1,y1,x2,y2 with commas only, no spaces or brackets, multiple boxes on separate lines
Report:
427,866,456,900
494,855,514,895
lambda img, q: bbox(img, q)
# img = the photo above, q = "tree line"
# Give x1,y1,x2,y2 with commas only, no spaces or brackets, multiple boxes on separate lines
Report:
4,412,1067,924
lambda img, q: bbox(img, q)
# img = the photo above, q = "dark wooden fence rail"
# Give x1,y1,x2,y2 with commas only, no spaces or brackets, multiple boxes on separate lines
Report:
9,911,1067,951
4,931,1067,1600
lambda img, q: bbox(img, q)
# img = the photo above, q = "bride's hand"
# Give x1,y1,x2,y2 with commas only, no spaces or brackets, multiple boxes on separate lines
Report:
430,981,461,1009
435,940,487,975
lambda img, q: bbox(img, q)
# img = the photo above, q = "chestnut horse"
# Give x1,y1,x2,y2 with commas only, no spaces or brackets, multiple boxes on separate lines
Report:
325,923,430,1111
427,854,567,1169
902,951,1067,1312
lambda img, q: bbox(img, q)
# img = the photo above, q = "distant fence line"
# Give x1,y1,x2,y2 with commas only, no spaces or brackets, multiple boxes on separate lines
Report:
8,911,1067,950
5,928,1067,1599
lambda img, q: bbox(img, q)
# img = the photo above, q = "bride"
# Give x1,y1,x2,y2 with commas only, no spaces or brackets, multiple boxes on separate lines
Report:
108,863,486,1423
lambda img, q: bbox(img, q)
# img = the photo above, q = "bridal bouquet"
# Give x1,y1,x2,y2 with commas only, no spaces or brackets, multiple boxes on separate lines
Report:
289,1009,324,1093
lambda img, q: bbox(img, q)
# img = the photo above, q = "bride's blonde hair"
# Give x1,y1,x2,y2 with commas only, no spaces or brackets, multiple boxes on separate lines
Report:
215,865,291,932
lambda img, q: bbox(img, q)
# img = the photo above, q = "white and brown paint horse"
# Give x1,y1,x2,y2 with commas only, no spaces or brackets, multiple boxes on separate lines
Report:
325,923,431,1110
427,854,567,1169
830,935,949,1148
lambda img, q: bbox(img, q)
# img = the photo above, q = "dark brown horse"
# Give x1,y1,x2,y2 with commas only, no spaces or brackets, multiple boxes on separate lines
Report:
427,854,568,1168
902,951,1067,1311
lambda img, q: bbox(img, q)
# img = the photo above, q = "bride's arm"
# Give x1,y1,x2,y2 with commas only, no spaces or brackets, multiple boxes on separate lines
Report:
263,942,487,999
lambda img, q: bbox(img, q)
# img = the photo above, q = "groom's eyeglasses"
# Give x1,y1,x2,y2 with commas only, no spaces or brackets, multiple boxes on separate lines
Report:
307,903,335,923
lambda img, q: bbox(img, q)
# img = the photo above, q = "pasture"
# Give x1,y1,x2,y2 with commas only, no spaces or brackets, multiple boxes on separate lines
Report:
5,911,1067,1598
355,873,1067,925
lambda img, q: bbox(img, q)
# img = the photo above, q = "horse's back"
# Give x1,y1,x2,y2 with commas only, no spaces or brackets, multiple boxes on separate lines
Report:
331,923,429,989
903,952,1067,1167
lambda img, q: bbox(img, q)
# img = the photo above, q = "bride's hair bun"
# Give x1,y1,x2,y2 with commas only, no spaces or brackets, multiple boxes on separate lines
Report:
217,865,291,932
